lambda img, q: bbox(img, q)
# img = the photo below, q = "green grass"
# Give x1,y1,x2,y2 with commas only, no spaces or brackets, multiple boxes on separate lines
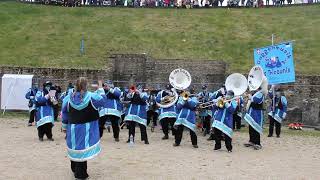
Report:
0,111,29,119
0,2,319,74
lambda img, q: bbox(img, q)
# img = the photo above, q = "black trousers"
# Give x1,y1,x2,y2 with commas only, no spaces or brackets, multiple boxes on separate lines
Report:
128,121,148,142
37,123,53,139
249,125,260,145
160,117,176,136
99,115,120,139
233,114,241,130
201,116,211,134
53,104,59,121
268,115,281,136
214,128,232,151
70,161,88,179
147,110,158,126
175,125,197,145
28,110,36,123
120,114,126,129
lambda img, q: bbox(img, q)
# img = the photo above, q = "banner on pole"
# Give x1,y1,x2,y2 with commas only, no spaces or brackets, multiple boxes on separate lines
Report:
254,42,295,85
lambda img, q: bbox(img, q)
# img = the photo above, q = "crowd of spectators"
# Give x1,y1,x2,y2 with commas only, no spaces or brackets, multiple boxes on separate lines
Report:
21,0,319,8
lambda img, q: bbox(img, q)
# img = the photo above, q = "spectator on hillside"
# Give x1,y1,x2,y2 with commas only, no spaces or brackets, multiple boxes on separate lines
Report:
253,0,258,7
193,0,200,7
287,0,292,4
164,0,170,6
219,0,224,6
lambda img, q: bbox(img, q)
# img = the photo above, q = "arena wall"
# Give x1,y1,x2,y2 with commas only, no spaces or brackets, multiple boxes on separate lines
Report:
0,54,319,126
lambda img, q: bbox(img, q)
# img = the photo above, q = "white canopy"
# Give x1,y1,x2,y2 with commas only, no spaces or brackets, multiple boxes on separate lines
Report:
1,74,34,111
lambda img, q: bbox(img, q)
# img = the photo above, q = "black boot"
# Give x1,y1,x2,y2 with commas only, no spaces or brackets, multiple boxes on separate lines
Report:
207,134,215,141
162,134,169,140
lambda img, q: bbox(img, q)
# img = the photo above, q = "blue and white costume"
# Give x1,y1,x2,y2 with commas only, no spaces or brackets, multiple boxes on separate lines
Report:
268,91,287,124
96,85,123,139
124,89,150,144
212,90,237,152
244,91,265,135
197,91,211,118
267,88,288,137
156,89,177,138
174,96,198,132
156,90,177,123
61,91,104,162
173,96,199,147
124,91,149,126
212,98,237,138
233,96,244,130
96,87,123,119
25,87,38,112
35,90,55,129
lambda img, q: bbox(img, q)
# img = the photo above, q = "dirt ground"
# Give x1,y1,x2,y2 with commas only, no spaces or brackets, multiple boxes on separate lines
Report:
0,117,319,180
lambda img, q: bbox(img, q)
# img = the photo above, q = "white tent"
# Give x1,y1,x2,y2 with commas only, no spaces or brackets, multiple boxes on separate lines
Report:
1,74,34,111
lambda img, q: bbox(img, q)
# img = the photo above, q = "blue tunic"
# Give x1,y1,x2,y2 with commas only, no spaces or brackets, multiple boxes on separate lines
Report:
60,88,74,101
156,90,177,122
268,91,288,123
124,92,149,126
61,91,104,162
197,91,211,117
25,88,38,112
174,97,198,132
235,96,244,118
212,99,237,138
96,87,123,118
34,90,54,128
209,90,224,120
244,91,265,134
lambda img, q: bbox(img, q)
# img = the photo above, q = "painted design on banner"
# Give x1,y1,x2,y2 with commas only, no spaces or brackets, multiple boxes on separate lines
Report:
254,42,295,84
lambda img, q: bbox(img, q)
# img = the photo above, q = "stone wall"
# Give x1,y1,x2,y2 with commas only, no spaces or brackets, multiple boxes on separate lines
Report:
0,66,112,89
110,54,227,90
284,75,320,126
0,54,319,126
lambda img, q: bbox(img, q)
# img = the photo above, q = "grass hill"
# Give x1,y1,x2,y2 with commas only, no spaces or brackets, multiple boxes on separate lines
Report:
0,2,319,74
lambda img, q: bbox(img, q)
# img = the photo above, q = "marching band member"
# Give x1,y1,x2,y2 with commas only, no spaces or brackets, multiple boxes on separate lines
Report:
147,88,159,131
96,80,123,141
25,83,38,126
156,84,177,140
120,87,129,129
59,82,74,101
244,87,266,150
34,81,55,141
61,77,104,179
124,84,150,144
212,90,237,153
173,89,199,148
197,84,211,136
52,84,61,122
233,96,244,130
267,86,287,138
207,85,226,141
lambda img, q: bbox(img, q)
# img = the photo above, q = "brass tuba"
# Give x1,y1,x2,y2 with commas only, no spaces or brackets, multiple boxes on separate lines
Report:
157,68,192,108
246,65,269,111
198,73,248,109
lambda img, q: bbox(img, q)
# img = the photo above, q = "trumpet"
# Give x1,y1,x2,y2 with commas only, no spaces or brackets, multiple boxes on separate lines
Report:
180,91,197,101
198,97,240,109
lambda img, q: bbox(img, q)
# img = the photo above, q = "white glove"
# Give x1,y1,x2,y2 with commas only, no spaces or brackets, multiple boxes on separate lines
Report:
45,94,50,99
